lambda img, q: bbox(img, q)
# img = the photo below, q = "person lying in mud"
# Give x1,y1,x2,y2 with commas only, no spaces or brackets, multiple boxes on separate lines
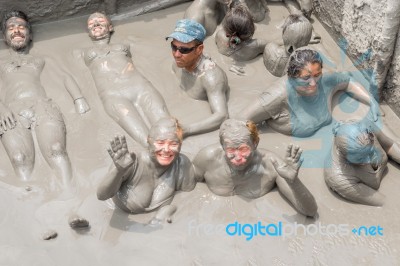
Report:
239,49,379,138
325,120,400,206
263,14,312,77
193,119,317,217
0,10,89,184
97,117,197,224
215,4,268,62
75,12,170,147
167,19,229,137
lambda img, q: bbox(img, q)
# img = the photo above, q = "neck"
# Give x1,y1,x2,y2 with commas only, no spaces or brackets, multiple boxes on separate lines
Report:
9,46,29,55
92,36,110,47
184,54,203,73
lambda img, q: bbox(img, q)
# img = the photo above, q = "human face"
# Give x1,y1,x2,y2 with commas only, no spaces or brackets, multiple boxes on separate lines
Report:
5,17,30,51
150,138,181,166
293,63,322,97
171,40,203,72
223,140,254,171
87,14,112,40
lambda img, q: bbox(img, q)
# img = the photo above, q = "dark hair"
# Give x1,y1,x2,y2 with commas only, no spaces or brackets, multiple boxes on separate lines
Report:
287,49,323,78
2,10,30,33
222,4,255,43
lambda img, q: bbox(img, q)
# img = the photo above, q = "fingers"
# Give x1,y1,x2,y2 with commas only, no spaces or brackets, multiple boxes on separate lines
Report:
287,144,302,163
108,135,128,159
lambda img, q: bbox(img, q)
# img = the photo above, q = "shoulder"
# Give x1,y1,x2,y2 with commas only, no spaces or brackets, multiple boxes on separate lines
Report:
199,57,228,88
195,144,224,162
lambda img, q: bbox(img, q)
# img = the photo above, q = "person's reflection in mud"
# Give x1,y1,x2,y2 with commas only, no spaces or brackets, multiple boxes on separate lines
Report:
0,10,90,185
76,12,170,147
97,117,196,224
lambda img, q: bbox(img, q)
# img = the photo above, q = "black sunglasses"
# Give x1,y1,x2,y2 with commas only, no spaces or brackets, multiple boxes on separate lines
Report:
170,43,200,54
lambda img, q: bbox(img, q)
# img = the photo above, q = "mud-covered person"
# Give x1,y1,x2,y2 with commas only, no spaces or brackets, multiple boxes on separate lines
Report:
75,12,170,147
167,19,229,137
97,118,197,224
193,119,317,217
239,49,379,138
0,10,89,184
215,4,268,62
325,120,400,206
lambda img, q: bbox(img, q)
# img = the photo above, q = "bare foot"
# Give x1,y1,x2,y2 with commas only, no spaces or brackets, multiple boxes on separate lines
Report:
68,215,90,230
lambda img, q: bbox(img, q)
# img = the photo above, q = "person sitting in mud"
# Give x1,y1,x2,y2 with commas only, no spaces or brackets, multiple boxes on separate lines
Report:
0,10,90,184
193,119,317,217
325,120,400,206
215,4,268,61
167,19,229,137
263,14,312,77
75,12,170,147
239,49,379,138
97,117,197,223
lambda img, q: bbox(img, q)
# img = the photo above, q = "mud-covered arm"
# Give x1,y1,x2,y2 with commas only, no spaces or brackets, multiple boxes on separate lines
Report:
374,127,400,163
192,147,213,183
177,155,197,192
46,55,90,114
272,145,318,217
97,136,136,200
334,77,379,121
183,69,229,137
238,79,286,123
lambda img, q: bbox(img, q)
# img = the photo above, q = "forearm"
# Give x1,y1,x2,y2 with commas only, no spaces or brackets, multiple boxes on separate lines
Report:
64,75,84,101
184,111,228,137
388,142,400,163
284,178,318,217
97,166,130,200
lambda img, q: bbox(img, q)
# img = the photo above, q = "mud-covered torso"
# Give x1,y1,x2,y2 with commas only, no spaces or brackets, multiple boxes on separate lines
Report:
0,54,47,102
175,55,228,100
83,43,140,94
115,153,192,213
203,148,278,199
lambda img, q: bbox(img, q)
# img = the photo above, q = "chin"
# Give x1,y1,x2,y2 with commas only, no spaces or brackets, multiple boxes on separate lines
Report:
156,155,176,166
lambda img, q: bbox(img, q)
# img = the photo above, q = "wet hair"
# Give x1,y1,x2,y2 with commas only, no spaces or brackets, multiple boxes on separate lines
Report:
282,14,312,54
333,120,375,155
148,117,183,143
2,10,31,34
219,119,259,146
287,49,323,78
222,4,255,45
245,120,259,145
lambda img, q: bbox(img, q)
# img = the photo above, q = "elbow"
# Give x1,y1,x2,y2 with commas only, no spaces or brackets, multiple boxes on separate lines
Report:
300,200,318,217
216,112,229,125
97,189,111,201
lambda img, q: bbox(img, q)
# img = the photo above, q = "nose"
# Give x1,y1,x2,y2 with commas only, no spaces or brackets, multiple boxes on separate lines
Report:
161,143,171,151
309,77,317,86
172,49,182,57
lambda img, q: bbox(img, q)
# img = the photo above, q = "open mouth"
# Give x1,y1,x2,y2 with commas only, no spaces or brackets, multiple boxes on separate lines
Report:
11,34,25,41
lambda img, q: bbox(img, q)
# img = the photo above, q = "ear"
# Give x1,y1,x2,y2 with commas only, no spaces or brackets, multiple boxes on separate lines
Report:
196,44,204,55
109,24,114,33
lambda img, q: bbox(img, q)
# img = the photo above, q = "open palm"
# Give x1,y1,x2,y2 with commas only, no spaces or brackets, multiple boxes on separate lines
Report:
271,144,303,183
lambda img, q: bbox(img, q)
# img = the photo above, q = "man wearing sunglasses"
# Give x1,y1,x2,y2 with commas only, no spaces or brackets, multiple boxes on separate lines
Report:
167,19,229,138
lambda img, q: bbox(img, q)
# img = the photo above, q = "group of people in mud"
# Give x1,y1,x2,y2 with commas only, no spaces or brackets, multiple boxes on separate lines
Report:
1,0,400,225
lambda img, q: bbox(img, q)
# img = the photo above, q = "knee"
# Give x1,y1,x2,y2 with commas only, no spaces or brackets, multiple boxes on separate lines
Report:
49,142,67,157
11,152,32,167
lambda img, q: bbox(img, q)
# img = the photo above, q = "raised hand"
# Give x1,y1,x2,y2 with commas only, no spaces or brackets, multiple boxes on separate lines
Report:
271,144,303,183
107,135,134,171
